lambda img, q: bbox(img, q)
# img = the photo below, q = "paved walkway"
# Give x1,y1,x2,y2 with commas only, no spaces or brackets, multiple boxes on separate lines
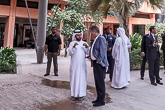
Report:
0,48,165,110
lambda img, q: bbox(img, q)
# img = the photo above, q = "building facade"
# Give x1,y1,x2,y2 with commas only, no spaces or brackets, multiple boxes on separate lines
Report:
0,0,163,48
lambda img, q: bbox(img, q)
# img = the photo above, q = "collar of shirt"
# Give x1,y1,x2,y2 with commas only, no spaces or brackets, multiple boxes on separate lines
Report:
151,33,155,40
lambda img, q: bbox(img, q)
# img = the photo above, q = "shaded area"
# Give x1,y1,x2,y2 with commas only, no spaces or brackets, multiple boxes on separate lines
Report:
40,78,112,110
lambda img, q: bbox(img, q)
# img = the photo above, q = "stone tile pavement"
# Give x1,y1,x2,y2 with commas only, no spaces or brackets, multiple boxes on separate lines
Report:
0,48,165,110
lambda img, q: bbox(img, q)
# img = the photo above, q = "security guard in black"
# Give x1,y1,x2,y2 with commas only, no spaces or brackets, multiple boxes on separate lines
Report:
45,34,62,52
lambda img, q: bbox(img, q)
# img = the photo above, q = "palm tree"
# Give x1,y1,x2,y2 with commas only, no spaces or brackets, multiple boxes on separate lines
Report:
87,0,164,36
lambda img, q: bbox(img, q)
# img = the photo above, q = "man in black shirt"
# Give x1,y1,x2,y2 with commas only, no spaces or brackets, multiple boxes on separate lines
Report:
44,27,62,76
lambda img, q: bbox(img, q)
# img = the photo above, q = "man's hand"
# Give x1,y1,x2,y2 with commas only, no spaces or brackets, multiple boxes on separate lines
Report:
153,42,158,46
141,52,145,57
73,42,78,48
107,48,112,52
57,51,60,56
83,43,88,48
86,56,91,59
45,51,47,56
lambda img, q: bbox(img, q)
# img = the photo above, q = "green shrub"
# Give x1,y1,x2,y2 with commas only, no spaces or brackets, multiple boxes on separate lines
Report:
130,33,142,70
130,49,142,70
0,47,17,73
130,33,142,51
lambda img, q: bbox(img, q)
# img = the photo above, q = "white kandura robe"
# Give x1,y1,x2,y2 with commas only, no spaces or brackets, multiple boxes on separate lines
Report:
111,37,132,89
69,40,89,97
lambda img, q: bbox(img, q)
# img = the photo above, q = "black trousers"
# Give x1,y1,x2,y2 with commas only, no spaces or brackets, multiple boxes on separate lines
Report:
107,55,114,80
140,56,147,78
148,57,160,83
93,61,106,103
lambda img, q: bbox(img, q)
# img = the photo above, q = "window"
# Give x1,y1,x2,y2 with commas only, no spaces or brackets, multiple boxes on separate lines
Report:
0,0,10,6
113,24,119,35
133,25,145,36
0,24,5,41
48,4,56,10
132,13,150,19
17,0,38,9
0,23,5,47
155,14,165,23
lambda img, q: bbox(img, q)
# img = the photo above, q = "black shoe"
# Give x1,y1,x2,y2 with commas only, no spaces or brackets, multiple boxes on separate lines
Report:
140,77,144,80
44,73,50,76
151,83,157,86
55,73,58,76
156,82,163,85
92,99,98,103
159,78,162,80
93,102,105,107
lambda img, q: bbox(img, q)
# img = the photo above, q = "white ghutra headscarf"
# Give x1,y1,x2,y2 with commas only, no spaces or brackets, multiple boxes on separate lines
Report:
116,27,128,46
72,30,83,41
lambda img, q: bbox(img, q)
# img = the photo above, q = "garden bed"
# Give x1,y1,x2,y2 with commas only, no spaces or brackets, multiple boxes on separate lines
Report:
0,47,17,74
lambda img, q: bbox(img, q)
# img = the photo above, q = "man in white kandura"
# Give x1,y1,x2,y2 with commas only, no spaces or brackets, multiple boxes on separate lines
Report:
111,27,132,89
68,30,89,100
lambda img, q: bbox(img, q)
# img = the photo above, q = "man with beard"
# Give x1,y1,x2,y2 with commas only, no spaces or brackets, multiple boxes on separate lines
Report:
44,27,61,76
68,30,89,101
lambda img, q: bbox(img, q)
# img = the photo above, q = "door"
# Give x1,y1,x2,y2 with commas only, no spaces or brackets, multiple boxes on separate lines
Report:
0,23,5,47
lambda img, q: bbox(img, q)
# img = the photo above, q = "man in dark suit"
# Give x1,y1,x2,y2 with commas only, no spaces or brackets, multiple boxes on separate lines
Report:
161,33,165,73
104,26,115,81
140,34,149,80
90,26,109,106
146,26,163,86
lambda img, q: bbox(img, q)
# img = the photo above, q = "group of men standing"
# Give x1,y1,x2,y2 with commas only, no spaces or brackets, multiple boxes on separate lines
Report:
44,25,132,107
140,26,164,86
68,26,131,106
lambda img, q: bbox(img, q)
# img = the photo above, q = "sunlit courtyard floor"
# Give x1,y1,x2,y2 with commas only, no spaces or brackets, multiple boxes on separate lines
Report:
0,48,165,110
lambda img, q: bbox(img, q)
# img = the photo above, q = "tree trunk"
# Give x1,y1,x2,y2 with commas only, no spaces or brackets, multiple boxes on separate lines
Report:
64,37,71,57
48,0,61,33
36,0,48,63
86,21,92,46
120,18,129,37
123,19,129,37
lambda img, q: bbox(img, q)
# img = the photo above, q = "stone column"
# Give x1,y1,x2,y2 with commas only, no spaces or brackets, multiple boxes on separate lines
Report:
150,14,156,24
128,17,133,35
36,0,48,63
3,0,17,48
